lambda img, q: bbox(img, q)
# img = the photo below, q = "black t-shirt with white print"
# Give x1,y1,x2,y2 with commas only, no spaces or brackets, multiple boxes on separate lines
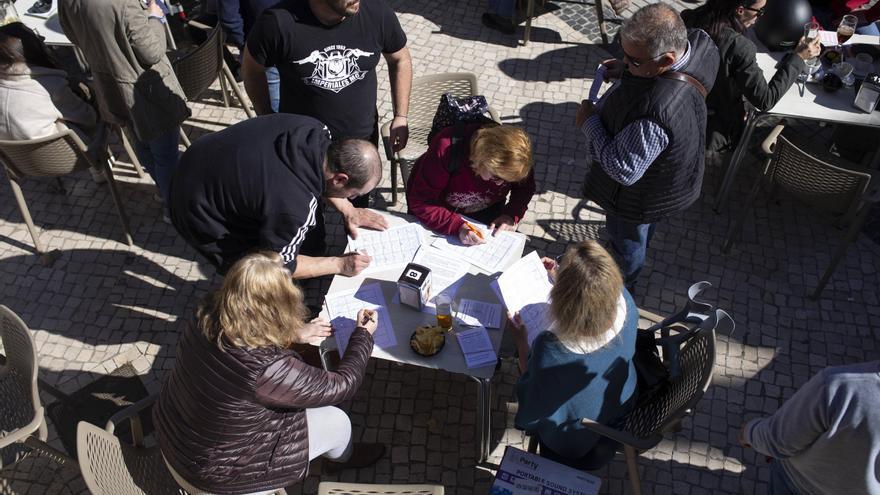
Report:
247,0,407,140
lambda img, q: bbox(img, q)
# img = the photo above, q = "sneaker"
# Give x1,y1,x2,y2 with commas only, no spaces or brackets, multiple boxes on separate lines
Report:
322,443,385,474
481,13,516,35
89,167,107,184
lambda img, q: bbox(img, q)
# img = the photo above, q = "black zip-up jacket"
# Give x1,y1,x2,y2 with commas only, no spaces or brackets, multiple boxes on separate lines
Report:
169,114,329,274
699,26,805,151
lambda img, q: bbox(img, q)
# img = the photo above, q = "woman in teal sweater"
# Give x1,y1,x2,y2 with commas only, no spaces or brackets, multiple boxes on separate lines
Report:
510,240,638,469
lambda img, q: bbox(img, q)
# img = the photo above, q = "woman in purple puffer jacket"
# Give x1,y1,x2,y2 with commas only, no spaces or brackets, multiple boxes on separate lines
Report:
154,252,383,495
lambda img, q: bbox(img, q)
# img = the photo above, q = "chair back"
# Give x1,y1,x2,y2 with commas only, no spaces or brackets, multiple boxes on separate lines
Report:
401,72,480,159
770,133,872,217
0,132,90,180
0,306,43,448
624,310,728,441
76,421,182,495
171,24,224,101
318,482,444,495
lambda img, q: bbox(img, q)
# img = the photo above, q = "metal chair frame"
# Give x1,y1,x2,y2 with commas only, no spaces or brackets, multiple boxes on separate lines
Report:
0,130,134,257
379,72,499,206
171,20,255,148
722,124,878,299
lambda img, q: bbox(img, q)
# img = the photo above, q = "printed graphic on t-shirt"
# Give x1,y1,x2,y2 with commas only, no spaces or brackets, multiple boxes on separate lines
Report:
293,44,375,93
447,191,495,214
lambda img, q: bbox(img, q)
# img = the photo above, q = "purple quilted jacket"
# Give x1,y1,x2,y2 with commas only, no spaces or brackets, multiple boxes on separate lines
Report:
153,322,373,494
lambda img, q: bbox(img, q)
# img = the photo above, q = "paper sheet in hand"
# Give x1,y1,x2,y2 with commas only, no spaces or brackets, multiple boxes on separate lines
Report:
431,219,520,273
456,326,497,368
495,251,553,345
346,223,424,273
456,299,503,328
325,283,397,354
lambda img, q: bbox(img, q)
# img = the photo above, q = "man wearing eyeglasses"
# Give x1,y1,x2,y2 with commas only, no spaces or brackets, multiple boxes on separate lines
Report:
575,3,719,293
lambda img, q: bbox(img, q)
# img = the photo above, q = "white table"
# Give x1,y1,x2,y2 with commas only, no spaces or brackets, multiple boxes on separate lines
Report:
714,32,880,212
317,212,527,463
16,0,70,45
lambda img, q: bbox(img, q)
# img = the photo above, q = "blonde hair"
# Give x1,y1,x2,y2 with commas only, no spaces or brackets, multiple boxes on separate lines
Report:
550,241,624,347
470,126,533,183
197,251,308,350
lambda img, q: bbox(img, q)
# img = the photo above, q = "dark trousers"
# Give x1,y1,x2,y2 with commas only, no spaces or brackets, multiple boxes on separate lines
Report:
605,215,656,291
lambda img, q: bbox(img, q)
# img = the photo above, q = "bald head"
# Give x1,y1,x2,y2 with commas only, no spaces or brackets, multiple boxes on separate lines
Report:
621,3,688,59
326,139,382,191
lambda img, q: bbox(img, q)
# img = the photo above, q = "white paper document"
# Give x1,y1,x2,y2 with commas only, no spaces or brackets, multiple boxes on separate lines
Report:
431,219,521,273
495,251,553,345
456,326,497,368
346,223,424,272
456,298,503,328
412,247,469,297
325,283,397,354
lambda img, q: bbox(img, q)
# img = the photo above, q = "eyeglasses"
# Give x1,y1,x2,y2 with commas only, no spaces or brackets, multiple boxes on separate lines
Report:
743,6,765,17
621,48,670,68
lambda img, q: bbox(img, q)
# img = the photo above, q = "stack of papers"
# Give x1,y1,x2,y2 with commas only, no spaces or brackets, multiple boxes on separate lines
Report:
455,326,497,368
346,223,425,273
324,283,397,353
431,219,521,273
456,298,503,328
493,251,553,345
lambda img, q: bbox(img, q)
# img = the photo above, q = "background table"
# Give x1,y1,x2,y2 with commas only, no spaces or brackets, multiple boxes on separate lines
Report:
16,0,70,45
318,212,527,463
714,32,880,212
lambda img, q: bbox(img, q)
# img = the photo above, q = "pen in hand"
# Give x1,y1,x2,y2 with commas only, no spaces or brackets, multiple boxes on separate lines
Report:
464,222,485,241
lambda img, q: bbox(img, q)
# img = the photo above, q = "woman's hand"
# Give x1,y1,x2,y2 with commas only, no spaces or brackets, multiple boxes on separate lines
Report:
507,312,528,343
489,215,516,235
299,317,333,344
795,36,821,61
356,308,378,335
507,312,530,374
540,256,558,282
458,223,486,245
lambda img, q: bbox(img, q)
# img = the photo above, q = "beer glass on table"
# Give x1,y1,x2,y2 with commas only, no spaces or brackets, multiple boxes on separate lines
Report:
435,294,453,331
837,15,857,61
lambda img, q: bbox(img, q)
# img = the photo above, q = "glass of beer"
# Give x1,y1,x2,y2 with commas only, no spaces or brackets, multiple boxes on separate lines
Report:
435,294,453,330
837,15,857,61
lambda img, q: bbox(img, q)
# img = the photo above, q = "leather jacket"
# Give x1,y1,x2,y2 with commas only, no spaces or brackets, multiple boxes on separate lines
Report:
154,322,373,494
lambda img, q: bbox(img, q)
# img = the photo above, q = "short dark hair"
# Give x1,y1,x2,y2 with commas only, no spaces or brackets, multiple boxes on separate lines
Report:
681,0,760,41
325,139,381,190
621,3,688,58
0,23,57,78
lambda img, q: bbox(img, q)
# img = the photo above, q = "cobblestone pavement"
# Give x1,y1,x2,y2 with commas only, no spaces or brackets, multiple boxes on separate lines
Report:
2,0,880,493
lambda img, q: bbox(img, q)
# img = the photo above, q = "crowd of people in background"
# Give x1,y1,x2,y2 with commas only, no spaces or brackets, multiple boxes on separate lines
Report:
1,0,878,493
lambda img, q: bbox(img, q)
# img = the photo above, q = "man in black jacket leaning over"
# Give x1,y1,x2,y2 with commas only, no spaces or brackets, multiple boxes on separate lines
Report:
169,113,380,278
576,3,720,292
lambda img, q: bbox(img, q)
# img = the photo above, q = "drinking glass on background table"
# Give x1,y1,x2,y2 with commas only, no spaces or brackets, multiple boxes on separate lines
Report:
436,293,453,330
837,15,857,62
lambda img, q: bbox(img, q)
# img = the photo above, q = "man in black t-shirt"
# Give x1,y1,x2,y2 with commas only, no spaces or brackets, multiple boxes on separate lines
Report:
242,0,411,223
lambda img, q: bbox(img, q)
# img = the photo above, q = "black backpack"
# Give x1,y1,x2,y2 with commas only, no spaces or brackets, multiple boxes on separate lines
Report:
632,282,729,406
427,93,497,176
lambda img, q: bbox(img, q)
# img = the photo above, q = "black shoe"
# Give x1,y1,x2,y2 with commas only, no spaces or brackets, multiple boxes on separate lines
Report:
323,443,385,474
481,13,516,35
